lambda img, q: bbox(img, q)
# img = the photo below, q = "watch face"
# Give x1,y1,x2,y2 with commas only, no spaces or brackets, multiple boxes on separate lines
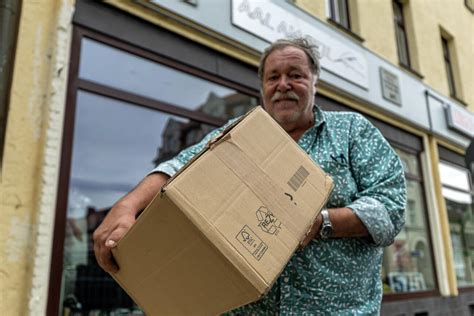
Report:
321,224,332,238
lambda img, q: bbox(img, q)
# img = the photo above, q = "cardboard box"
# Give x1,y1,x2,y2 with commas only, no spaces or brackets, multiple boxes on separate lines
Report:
112,106,333,315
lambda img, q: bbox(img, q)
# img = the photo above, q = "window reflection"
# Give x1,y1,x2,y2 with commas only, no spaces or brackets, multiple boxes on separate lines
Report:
78,38,258,119
382,150,436,294
439,162,471,191
61,91,233,315
441,161,474,287
395,148,420,176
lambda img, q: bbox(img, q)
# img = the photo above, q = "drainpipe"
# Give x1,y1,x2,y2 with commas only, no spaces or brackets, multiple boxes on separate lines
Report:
0,0,21,166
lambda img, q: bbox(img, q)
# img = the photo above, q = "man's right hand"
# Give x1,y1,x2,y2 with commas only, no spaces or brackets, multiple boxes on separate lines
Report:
93,202,137,273
92,172,170,274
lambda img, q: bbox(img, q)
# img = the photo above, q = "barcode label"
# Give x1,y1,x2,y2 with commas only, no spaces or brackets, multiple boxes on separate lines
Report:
287,166,309,191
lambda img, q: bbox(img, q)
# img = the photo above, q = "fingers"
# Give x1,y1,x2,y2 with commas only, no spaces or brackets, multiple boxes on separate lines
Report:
93,213,135,274
95,240,119,273
105,240,117,247
93,230,119,274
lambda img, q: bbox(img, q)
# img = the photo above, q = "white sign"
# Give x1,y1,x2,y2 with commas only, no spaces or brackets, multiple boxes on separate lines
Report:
388,272,426,293
445,103,474,138
231,0,369,89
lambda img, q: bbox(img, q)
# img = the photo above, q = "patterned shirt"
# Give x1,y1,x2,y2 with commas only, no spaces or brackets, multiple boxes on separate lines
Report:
153,106,406,315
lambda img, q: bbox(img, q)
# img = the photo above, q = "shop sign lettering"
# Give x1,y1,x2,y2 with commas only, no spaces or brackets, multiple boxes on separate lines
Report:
445,103,474,138
232,0,369,89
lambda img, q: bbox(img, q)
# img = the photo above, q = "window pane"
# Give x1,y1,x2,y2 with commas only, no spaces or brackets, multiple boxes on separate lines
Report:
447,196,474,287
450,204,474,287
336,0,350,29
330,0,350,29
392,0,411,67
439,162,470,191
396,27,410,66
61,91,221,315
79,38,258,119
394,148,420,176
382,179,436,293
442,160,474,287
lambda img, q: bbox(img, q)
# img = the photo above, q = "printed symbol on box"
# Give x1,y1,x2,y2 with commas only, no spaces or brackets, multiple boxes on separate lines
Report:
256,206,281,236
236,225,268,261
288,166,309,191
284,192,297,206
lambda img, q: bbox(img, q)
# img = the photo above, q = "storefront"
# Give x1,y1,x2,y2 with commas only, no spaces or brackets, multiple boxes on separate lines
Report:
42,1,473,315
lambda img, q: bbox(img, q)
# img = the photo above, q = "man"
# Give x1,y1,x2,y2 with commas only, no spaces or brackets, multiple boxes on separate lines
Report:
94,37,406,315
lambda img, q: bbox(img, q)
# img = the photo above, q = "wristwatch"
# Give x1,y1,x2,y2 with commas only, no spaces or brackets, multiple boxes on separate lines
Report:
319,209,333,239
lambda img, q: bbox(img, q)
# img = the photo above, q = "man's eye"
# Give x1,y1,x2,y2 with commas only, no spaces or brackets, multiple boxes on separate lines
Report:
291,73,302,79
267,76,278,81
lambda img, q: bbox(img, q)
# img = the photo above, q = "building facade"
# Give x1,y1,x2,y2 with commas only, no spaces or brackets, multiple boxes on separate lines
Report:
1,0,473,315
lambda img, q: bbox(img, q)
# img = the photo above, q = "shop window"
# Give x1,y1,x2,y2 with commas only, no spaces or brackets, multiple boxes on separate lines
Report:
439,161,474,287
392,0,411,68
382,148,436,294
78,38,256,120
328,0,351,30
56,31,258,315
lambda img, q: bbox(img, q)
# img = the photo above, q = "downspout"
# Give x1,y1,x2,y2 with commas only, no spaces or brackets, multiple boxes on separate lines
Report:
0,0,21,170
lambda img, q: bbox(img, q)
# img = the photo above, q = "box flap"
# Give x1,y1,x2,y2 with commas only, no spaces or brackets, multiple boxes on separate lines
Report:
163,106,260,189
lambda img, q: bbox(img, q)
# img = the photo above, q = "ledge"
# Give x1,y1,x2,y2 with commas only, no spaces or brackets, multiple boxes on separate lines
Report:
450,94,469,107
326,18,365,43
399,63,424,80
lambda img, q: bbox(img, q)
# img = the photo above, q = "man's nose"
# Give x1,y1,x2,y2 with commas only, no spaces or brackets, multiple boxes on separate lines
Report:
277,75,291,92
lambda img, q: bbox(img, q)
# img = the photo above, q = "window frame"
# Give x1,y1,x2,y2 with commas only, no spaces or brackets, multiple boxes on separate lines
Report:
329,0,351,30
392,0,411,69
439,146,474,292
46,25,260,315
382,146,439,301
318,94,440,301
441,37,457,98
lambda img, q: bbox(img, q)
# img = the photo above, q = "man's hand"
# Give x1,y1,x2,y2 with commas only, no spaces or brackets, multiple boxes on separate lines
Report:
93,203,137,273
92,172,170,274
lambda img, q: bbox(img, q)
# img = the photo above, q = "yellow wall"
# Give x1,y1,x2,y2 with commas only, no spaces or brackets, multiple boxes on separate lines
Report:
356,0,400,65
295,0,327,21
297,0,473,110
409,0,473,108
0,0,74,314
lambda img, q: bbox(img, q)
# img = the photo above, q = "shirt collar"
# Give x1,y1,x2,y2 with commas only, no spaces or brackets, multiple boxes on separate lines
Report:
298,105,326,151
313,105,326,129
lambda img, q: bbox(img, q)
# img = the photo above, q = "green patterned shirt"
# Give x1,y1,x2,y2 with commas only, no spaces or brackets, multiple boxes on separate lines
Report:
153,106,406,315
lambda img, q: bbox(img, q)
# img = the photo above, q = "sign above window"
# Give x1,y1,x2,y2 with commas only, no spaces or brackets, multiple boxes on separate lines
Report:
445,103,474,138
380,67,402,106
231,0,369,89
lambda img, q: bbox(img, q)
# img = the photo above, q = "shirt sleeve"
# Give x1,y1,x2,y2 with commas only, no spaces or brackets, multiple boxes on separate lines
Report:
345,115,407,247
150,118,238,177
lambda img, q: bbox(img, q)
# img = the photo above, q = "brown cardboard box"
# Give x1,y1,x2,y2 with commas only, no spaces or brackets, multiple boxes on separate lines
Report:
111,106,333,315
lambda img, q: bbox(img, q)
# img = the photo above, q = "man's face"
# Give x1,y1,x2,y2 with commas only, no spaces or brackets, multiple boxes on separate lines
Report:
261,46,316,128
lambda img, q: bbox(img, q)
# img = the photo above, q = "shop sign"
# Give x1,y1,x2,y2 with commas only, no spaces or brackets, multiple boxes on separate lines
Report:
231,0,369,89
379,67,401,106
445,103,474,138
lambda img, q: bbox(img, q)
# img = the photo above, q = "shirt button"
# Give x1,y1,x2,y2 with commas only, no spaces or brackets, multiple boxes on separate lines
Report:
283,277,289,283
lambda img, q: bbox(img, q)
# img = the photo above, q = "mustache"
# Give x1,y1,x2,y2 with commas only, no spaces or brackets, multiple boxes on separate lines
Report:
271,91,300,102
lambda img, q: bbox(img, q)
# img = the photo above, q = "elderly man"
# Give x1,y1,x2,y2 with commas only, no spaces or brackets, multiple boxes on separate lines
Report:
94,37,406,315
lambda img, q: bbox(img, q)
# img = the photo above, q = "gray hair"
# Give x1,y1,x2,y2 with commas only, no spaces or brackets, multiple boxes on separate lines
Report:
258,37,321,86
